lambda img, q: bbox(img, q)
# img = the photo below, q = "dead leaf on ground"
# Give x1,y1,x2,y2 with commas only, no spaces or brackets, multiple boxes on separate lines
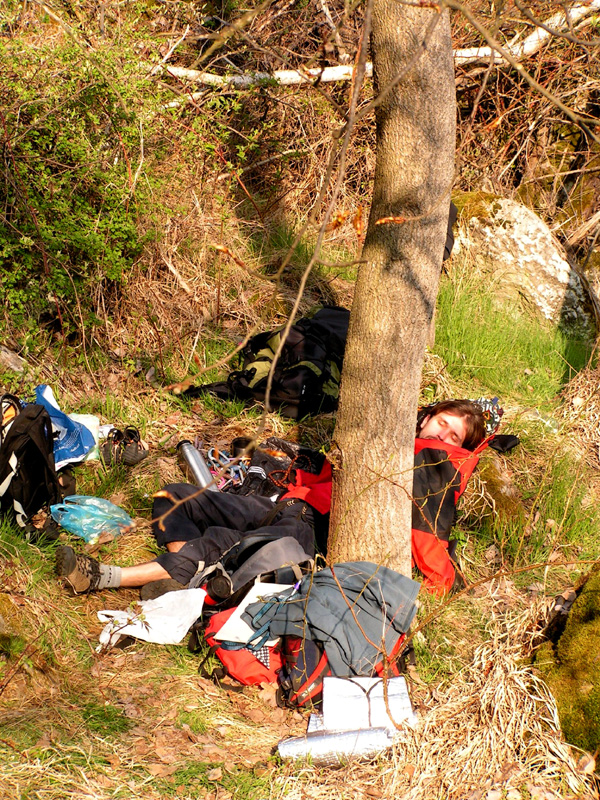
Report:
34,733,53,749
576,752,596,774
206,767,222,781
258,683,278,707
147,763,180,777
246,707,267,723
271,707,287,724
154,745,176,763
197,678,221,697
238,751,265,767
181,723,198,743
89,660,105,678
86,531,114,552
200,745,230,760
122,703,140,719
95,775,114,788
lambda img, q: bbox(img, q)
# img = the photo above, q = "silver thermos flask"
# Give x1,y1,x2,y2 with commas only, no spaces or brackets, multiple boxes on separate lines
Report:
177,441,219,491
277,728,393,766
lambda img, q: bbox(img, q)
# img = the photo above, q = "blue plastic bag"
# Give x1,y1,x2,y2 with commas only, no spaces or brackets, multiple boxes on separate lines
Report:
50,495,133,544
35,385,96,470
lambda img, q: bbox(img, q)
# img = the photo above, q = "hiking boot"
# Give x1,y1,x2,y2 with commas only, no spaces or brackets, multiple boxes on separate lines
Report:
101,427,149,467
56,545,101,593
139,578,187,601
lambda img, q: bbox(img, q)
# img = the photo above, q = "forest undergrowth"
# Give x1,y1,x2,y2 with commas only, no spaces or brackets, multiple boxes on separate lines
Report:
2,246,599,799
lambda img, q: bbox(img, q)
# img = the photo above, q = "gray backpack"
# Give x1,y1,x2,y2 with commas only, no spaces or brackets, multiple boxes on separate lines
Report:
189,534,313,608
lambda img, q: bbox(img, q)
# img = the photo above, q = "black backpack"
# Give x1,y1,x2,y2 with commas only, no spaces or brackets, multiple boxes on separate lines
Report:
0,400,62,528
183,306,350,419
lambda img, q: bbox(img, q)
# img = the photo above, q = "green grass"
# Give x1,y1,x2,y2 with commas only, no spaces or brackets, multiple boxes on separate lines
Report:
178,708,208,735
412,596,489,683
479,450,597,574
81,701,133,735
435,267,592,406
155,761,272,799
432,256,600,593
0,516,58,571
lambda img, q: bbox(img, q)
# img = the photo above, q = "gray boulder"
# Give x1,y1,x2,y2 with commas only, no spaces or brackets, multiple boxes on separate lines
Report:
455,193,597,338
0,345,26,374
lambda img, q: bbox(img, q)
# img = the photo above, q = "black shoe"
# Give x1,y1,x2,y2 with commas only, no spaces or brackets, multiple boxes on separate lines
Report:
140,579,186,601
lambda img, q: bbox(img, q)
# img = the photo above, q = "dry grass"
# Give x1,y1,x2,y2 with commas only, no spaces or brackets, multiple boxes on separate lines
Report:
560,362,600,466
268,590,598,800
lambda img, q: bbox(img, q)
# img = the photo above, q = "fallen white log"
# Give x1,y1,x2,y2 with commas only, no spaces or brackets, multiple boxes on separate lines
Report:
455,0,600,64
157,1,600,96
157,62,373,88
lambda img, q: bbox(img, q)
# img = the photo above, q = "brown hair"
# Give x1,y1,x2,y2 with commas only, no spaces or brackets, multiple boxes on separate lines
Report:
421,399,486,451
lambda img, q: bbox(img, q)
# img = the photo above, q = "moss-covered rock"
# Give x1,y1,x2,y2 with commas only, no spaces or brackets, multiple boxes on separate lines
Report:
535,564,600,752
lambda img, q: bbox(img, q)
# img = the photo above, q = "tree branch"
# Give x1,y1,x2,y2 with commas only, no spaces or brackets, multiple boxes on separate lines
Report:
152,0,600,99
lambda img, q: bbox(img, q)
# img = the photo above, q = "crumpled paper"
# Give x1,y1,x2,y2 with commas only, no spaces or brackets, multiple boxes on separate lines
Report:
97,588,206,650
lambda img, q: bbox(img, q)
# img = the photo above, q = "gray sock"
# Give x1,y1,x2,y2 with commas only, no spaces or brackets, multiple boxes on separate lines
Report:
97,565,122,590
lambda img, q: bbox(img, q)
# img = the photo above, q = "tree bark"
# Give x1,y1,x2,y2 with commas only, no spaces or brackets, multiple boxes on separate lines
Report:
328,1,456,574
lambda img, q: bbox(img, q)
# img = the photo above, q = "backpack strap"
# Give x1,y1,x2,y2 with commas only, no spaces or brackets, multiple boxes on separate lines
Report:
0,394,22,444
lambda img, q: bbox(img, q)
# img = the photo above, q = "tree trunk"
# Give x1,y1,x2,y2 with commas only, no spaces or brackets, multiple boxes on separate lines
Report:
328,1,456,573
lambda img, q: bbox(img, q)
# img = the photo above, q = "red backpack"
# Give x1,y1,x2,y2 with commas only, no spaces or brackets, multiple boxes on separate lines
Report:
190,607,284,685
276,632,409,710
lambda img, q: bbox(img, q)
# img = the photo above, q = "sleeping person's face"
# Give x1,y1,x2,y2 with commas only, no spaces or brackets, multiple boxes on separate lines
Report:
418,412,467,448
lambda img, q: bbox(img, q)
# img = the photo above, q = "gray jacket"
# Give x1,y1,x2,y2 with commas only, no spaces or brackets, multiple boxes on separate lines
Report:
243,561,420,676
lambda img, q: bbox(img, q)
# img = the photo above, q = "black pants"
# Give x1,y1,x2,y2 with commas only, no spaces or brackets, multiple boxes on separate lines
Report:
152,484,317,584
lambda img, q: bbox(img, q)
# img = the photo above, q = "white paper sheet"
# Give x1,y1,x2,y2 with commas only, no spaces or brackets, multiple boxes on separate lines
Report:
322,675,417,733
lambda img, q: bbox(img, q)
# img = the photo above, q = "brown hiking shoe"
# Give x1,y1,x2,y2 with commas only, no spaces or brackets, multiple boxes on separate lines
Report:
56,545,101,593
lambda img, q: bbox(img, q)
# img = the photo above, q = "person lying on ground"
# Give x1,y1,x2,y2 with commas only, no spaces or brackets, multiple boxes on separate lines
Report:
55,399,487,595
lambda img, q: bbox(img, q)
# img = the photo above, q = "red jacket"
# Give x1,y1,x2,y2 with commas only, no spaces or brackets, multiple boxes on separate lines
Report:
280,459,332,515
411,438,488,594
280,438,487,594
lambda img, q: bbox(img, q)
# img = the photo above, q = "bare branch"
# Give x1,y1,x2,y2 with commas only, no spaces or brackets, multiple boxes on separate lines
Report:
153,0,600,99
446,0,600,145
